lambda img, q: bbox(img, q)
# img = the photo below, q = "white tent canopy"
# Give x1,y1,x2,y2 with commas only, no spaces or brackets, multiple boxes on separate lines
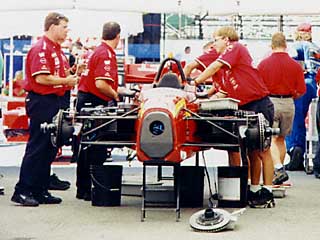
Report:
238,0,320,16
77,0,210,15
0,0,240,39
0,10,143,39
0,0,74,12
0,0,237,38
5,0,320,39
0,0,219,15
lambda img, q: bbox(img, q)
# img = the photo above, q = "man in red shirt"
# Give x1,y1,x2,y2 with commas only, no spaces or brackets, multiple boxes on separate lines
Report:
75,22,121,201
183,48,226,98
11,12,77,206
194,26,275,208
258,32,306,185
184,48,243,166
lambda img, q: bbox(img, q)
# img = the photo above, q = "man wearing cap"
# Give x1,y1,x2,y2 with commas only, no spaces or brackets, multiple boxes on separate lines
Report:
285,23,320,171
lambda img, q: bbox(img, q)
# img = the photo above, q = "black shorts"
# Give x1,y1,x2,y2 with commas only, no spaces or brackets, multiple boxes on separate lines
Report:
76,91,116,112
239,96,275,127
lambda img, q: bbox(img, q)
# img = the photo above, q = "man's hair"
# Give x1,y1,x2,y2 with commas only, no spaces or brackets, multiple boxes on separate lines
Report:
44,12,69,31
214,26,239,41
72,41,83,49
203,41,214,50
294,31,312,42
271,32,287,49
102,22,121,40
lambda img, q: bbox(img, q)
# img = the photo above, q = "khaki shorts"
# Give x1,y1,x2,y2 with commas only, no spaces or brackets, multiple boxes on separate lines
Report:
270,97,294,137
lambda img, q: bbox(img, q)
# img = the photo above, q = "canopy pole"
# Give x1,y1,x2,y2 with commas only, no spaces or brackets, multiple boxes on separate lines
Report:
8,36,14,97
161,13,166,60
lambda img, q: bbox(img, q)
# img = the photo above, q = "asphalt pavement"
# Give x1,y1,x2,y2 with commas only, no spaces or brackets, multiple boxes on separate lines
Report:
0,145,320,240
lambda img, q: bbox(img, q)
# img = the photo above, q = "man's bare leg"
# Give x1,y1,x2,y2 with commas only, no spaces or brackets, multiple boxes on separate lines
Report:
248,151,262,186
271,136,287,165
247,149,275,208
229,151,251,180
271,136,289,185
259,149,274,186
228,151,241,166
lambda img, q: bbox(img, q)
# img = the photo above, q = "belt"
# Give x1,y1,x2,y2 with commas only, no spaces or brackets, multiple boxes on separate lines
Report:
269,94,292,98
29,91,59,98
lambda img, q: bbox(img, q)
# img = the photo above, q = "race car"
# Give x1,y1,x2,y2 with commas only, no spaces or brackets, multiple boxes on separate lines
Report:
40,57,277,221
42,57,275,164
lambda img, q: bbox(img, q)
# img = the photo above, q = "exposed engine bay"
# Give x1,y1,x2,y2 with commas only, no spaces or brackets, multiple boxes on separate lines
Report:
42,57,276,164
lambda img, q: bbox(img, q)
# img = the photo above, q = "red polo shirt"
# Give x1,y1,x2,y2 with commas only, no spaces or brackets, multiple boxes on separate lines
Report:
195,48,227,94
78,42,118,101
24,36,67,96
217,41,269,105
257,52,306,98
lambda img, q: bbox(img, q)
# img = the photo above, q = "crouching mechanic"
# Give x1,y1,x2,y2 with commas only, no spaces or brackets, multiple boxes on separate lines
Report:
75,22,121,201
193,26,275,208
11,12,77,206
285,23,320,171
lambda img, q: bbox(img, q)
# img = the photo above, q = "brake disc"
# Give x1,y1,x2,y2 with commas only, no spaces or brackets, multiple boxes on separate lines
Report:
189,208,231,232
257,113,265,151
50,110,64,148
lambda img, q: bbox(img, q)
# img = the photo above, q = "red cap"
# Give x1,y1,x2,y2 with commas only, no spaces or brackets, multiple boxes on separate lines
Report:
297,23,312,33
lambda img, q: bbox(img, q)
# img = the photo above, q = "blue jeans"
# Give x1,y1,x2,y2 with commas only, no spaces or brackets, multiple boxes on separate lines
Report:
286,74,317,154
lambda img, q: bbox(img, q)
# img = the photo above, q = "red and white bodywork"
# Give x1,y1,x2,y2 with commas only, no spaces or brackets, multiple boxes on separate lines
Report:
136,87,198,163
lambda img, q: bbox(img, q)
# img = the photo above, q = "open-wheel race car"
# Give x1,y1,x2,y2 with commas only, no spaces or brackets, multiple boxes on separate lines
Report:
41,57,276,222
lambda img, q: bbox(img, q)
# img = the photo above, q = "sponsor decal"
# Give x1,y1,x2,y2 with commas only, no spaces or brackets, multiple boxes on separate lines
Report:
104,60,111,65
229,77,239,90
51,53,57,58
104,66,111,72
41,65,48,70
40,58,47,64
38,52,45,57
173,98,186,117
105,72,111,77
54,57,60,65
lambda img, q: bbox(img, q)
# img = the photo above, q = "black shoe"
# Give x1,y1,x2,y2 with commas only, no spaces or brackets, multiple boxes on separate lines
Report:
11,192,39,207
76,190,91,201
273,167,289,185
285,146,305,171
34,191,62,204
0,186,4,195
285,162,305,171
314,169,320,179
247,188,275,208
49,174,70,191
